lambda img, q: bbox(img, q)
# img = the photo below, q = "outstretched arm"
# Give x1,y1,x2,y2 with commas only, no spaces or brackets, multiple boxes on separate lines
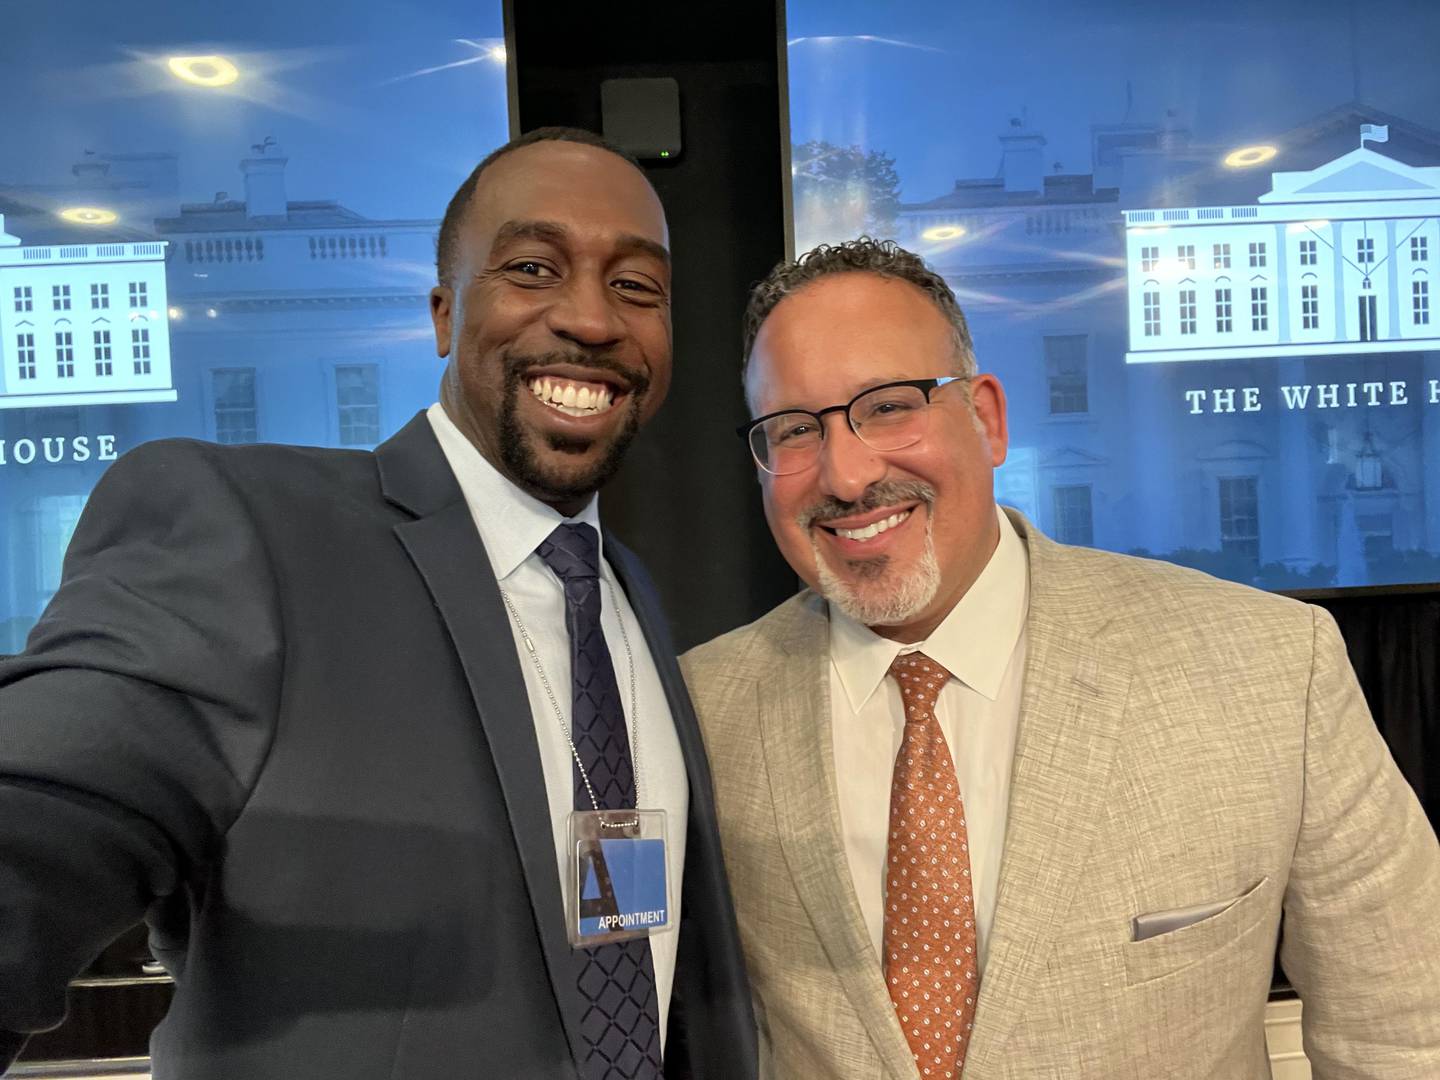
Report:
0,441,284,1060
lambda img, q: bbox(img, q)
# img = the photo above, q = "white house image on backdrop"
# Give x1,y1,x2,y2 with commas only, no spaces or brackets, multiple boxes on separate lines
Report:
1123,129,1439,363
0,213,175,409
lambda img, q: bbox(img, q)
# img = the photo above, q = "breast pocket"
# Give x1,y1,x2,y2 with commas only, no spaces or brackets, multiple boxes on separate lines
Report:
1122,875,1277,987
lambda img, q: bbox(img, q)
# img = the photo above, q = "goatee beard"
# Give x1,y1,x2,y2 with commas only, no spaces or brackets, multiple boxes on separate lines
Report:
800,479,941,628
497,350,648,504
812,514,942,628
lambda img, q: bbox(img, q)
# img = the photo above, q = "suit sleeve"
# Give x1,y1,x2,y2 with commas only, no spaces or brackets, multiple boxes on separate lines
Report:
0,441,284,1055
1280,606,1440,1078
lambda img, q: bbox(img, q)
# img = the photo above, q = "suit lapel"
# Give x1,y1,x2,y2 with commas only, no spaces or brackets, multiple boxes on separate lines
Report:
963,521,1132,1073
760,599,918,1080
376,415,587,1070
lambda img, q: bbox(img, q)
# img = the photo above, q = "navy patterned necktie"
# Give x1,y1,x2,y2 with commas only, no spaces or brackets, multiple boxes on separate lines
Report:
536,522,663,1080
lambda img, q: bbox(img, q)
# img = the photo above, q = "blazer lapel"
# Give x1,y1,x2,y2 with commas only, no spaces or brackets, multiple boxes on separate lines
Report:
375,415,587,1070
963,520,1132,1074
759,598,917,1080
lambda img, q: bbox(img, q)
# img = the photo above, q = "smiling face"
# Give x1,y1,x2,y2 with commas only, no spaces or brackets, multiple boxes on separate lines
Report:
430,141,672,515
745,272,1009,643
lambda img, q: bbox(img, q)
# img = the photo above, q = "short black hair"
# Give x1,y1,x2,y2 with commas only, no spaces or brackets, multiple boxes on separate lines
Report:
435,127,645,286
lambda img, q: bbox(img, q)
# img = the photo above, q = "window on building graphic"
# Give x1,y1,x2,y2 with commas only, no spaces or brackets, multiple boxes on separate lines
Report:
131,328,151,374
52,284,71,311
1215,287,1233,333
1413,236,1430,262
1301,283,1320,329
13,285,32,312
1357,237,1375,265
1213,243,1231,270
35,494,90,607
336,363,381,445
1299,239,1317,266
1178,289,1197,335
1248,242,1267,268
128,281,148,308
1043,334,1088,415
1177,244,1195,270
1140,245,1158,272
1218,476,1260,562
93,329,112,376
1416,280,1432,326
1250,286,1269,331
16,333,37,380
1143,290,1161,336
1052,484,1094,546
1358,512,1395,560
90,282,109,309
55,331,74,378
214,368,258,445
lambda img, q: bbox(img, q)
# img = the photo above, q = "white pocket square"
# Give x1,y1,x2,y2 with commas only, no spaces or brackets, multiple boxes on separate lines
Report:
1132,895,1240,942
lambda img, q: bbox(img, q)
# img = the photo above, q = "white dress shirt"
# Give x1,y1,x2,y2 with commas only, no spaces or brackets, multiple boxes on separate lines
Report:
829,506,1029,975
427,403,688,1045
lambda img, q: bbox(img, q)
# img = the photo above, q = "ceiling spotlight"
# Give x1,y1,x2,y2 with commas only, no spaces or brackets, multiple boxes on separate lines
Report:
921,224,967,242
167,55,240,88
206,308,219,318
168,307,183,320
1223,144,1277,169
58,206,118,225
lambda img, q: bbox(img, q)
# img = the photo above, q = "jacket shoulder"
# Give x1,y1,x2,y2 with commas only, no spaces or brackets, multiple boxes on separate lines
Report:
681,591,821,680
1040,541,1319,662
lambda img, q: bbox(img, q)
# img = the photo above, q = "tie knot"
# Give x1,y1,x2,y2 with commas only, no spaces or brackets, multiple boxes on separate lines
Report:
888,650,952,715
537,522,601,582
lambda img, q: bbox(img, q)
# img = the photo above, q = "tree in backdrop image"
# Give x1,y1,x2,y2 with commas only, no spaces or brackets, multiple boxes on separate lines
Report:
791,140,901,251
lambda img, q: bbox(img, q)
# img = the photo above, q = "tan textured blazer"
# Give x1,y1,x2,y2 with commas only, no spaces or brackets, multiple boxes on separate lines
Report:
681,511,1440,1080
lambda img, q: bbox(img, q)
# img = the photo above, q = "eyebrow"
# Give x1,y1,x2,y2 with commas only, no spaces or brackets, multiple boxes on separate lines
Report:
490,219,671,267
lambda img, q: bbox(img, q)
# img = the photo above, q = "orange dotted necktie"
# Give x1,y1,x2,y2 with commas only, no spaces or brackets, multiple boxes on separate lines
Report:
884,652,979,1079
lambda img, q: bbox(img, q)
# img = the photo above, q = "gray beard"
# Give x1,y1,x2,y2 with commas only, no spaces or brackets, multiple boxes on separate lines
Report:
812,512,942,628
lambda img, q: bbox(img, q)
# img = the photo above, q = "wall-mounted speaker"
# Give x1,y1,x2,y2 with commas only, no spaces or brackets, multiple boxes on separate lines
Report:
600,77,682,161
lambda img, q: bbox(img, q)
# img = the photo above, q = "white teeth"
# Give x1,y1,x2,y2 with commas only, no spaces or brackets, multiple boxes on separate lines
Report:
833,509,910,542
526,377,618,415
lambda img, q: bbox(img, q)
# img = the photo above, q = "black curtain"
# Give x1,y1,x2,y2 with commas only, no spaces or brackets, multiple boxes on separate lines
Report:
1318,592,1440,832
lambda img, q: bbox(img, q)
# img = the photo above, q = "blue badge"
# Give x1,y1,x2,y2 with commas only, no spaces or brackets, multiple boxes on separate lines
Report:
567,809,672,947
577,837,669,938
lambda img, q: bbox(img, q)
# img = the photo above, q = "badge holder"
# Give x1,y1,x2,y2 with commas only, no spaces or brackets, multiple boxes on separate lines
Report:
566,808,671,948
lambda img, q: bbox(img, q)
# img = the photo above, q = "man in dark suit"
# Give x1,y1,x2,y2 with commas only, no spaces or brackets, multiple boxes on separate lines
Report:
0,128,756,1080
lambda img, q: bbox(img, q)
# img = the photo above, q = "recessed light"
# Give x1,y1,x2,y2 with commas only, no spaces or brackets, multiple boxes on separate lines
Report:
921,224,967,242
58,207,118,225
1223,144,1277,169
167,55,240,88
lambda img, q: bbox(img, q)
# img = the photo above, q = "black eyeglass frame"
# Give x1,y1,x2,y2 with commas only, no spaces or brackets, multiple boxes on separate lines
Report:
735,376,964,448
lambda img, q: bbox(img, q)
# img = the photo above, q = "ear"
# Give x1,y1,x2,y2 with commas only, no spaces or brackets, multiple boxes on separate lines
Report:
970,373,1009,467
429,285,454,358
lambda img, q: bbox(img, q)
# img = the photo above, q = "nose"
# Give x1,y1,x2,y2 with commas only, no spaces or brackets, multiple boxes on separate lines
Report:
816,414,887,504
545,270,625,349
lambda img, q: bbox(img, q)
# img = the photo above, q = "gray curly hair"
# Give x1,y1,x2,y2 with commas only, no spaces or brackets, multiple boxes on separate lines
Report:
741,237,976,382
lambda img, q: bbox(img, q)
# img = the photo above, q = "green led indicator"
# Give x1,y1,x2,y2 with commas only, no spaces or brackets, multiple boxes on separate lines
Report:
659,150,670,158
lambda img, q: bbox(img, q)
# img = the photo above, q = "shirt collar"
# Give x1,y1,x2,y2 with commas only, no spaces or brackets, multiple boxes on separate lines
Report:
830,504,1030,713
426,402,603,581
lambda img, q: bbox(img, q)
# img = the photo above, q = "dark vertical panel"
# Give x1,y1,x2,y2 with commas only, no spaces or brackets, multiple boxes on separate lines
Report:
508,0,798,650
1320,593,1440,830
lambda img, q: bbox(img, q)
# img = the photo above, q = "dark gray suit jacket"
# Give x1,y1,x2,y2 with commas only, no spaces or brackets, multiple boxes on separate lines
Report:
0,413,757,1079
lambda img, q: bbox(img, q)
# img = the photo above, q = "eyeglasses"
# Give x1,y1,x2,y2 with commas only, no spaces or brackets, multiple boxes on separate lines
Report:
736,377,964,476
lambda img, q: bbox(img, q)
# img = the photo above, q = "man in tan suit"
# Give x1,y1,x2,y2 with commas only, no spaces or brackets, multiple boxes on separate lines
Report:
681,237,1440,1079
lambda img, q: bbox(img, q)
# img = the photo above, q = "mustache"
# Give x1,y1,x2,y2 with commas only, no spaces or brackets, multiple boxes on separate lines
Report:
502,348,651,395
797,479,936,529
